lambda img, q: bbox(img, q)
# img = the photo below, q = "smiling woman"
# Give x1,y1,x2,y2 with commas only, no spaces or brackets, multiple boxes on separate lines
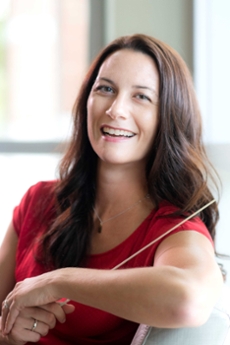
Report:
0,34,223,345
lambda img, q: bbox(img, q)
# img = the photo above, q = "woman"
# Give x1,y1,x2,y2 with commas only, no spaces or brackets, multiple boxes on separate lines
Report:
0,34,223,345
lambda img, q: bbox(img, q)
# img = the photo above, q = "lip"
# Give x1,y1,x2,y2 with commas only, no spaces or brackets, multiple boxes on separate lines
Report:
102,135,133,143
100,124,136,134
100,124,136,142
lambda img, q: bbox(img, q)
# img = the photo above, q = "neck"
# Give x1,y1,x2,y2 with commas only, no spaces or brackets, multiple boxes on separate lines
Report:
95,161,149,214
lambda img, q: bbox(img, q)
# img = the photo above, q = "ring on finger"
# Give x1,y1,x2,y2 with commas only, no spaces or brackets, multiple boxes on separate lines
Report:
2,299,9,310
31,319,38,332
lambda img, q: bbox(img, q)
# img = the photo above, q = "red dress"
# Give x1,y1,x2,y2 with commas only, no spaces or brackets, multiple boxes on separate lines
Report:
13,181,213,344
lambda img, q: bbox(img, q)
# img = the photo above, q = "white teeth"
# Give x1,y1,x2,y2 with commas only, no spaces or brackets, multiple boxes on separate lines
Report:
102,126,134,137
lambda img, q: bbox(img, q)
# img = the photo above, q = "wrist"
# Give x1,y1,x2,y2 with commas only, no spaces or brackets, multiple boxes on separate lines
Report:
48,268,69,301
52,267,78,300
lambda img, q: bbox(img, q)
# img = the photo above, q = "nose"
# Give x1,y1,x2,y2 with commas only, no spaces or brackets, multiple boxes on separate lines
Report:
105,95,128,120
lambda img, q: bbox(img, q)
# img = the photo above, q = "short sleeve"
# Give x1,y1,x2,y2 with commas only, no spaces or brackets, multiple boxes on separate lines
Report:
13,181,56,237
150,202,214,249
13,185,34,236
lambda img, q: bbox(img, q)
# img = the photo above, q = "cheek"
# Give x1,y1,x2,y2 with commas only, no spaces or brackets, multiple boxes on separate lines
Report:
87,97,101,123
86,104,94,142
142,119,158,156
86,97,96,133
143,112,158,138
86,107,101,147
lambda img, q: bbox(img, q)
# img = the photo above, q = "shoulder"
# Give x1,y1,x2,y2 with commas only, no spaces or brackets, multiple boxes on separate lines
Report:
13,180,58,236
148,200,213,244
18,180,57,208
26,180,57,198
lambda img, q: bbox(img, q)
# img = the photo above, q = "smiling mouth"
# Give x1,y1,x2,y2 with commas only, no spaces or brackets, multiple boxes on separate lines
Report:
101,126,135,138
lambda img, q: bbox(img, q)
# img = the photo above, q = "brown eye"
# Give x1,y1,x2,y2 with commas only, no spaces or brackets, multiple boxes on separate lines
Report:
136,94,151,102
96,85,114,93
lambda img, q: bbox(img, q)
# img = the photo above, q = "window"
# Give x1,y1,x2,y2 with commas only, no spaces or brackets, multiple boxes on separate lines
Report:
0,0,89,142
0,0,91,242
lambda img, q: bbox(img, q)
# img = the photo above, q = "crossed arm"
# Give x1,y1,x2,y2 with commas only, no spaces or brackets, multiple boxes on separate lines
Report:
0,221,223,343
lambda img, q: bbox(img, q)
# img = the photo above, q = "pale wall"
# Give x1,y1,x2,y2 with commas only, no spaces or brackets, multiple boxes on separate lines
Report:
104,0,193,72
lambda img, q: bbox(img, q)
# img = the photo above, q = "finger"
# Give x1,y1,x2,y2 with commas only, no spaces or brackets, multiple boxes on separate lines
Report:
3,314,51,344
6,317,50,344
27,318,49,337
36,308,56,329
23,307,56,329
40,303,67,324
8,325,41,344
4,301,20,335
16,316,49,338
62,304,75,314
2,317,41,344
2,333,28,345
1,299,10,333
1,297,20,336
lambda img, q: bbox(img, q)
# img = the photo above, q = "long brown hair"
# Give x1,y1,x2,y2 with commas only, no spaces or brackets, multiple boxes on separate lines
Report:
42,34,220,269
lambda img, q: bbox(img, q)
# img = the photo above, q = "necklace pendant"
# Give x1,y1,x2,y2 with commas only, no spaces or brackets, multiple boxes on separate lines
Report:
98,223,102,233
94,194,149,235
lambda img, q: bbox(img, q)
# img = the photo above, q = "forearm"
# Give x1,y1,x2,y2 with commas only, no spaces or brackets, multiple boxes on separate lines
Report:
53,265,220,328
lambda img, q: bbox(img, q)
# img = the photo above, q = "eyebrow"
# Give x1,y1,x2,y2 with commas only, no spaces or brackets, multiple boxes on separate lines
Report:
97,77,115,85
97,77,158,95
133,85,157,94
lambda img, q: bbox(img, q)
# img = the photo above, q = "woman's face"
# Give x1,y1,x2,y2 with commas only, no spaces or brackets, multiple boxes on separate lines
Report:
87,49,159,168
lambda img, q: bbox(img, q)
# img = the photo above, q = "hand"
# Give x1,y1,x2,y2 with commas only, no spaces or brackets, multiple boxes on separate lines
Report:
1,304,75,344
1,306,55,345
1,271,73,335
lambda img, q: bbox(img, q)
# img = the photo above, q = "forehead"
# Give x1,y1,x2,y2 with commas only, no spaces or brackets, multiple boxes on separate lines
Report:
97,49,159,87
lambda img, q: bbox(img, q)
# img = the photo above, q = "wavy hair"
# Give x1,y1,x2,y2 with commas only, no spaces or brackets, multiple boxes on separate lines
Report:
41,34,220,269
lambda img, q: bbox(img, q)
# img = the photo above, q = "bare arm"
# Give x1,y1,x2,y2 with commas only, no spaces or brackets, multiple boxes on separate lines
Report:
2,230,223,334
0,223,74,343
55,231,222,327
0,223,18,344
0,222,17,308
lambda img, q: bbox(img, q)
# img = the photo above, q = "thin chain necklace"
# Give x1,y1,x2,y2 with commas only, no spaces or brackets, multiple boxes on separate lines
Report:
93,194,149,233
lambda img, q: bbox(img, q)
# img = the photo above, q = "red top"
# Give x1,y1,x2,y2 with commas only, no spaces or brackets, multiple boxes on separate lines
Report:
13,181,213,345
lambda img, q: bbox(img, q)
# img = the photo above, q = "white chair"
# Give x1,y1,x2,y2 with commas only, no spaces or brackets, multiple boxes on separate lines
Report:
131,285,230,345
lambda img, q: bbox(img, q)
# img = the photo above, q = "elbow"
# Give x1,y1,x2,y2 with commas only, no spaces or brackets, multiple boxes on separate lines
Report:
174,269,223,328
174,304,211,328
146,286,212,328
171,289,212,328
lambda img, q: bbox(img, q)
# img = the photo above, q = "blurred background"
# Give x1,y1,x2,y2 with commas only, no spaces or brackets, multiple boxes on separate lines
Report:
0,0,229,284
